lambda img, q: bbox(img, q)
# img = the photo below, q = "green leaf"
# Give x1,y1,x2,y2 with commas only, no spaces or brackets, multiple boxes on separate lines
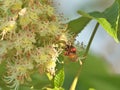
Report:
78,1,120,42
117,0,120,40
68,17,91,35
54,68,64,88
117,17,120,40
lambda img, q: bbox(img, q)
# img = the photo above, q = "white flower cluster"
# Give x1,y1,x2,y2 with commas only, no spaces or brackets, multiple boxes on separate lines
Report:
0,0,75,90
4,58,33,90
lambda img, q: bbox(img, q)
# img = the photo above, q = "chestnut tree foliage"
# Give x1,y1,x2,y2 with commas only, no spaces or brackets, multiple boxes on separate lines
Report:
0,0,120,90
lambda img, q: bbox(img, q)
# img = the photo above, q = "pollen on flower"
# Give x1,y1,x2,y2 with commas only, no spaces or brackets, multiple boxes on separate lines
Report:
0,20,16,40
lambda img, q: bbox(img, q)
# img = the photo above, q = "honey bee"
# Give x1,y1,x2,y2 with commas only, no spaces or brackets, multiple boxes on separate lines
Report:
64,44,78,62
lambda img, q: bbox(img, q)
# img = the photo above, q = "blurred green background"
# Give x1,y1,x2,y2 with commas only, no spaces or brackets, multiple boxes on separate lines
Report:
63,54,120,90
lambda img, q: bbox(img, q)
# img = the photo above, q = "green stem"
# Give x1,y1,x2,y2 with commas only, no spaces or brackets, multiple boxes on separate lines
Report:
69,22,99,90
84,22,99,56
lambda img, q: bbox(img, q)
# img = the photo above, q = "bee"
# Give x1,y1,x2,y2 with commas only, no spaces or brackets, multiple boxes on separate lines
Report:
64,44,78,62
